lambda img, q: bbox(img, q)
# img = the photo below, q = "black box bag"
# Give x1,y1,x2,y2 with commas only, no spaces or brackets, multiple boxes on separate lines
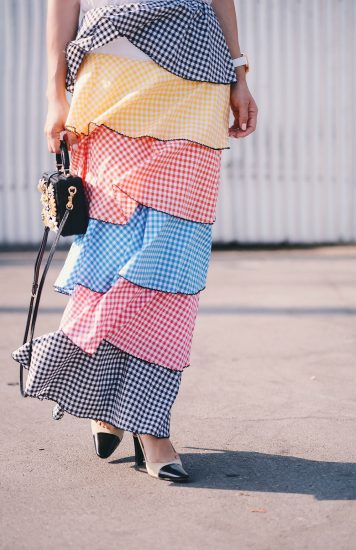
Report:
39,138,88,236
19,137,89,397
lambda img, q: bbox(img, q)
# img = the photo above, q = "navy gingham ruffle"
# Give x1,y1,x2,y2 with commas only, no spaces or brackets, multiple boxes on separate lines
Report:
12,330,182,438
65,0,237,93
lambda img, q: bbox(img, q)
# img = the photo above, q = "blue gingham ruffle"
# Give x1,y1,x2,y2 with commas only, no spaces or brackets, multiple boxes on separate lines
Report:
54,204,213,295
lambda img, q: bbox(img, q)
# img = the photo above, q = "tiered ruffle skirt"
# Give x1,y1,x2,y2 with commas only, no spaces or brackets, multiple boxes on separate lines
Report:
11,0,236,437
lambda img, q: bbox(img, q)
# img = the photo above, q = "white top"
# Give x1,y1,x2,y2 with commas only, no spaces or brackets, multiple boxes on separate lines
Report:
81,0,212,9
79,0,213,60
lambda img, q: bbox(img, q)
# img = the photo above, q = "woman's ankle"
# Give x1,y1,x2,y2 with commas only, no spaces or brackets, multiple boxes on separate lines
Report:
96,420,115,431
139,434,178,463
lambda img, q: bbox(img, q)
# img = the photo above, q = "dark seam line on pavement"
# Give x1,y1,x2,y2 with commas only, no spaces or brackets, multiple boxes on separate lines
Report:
197,306,356,315
3,306,356,315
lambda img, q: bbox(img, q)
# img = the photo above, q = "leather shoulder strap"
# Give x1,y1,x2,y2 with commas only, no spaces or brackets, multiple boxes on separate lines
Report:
19,210,70,397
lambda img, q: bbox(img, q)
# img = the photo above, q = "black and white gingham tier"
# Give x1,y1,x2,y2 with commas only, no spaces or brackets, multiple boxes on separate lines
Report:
65,0,237,93
12,330,181,438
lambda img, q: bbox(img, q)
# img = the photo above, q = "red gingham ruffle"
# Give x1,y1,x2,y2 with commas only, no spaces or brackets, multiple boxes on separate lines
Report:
70,124,222,225
59,277,200,371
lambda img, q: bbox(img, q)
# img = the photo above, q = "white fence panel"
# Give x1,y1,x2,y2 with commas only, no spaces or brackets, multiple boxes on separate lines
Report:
215,0,355,244
0,0,355,245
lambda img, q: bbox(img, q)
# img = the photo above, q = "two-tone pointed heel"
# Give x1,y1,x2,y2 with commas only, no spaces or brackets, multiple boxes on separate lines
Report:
132,433,190,482
91,420,124,459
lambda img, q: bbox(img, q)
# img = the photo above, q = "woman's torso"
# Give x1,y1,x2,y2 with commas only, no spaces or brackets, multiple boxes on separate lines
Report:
79,0,213,60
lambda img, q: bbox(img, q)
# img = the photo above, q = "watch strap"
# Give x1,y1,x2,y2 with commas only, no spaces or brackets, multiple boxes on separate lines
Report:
232,54,249,71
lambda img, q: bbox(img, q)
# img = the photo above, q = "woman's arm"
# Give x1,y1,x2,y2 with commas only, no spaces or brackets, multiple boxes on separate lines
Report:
212,0,258,139
44,0,80,152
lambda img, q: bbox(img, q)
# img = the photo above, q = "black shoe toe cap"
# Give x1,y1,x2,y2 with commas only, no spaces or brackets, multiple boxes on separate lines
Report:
158,463,190,482
93,433,121,459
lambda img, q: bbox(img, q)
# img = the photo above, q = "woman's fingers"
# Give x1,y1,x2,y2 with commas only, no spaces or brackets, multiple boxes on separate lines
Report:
45,128,79,154
245,102,258,135
229,98,258,139
64,130,79,152
44,97,71,153
238,104,249,133
45,128,62,154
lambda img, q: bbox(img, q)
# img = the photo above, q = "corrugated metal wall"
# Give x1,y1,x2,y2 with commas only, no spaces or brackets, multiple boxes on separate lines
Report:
0,0,355,246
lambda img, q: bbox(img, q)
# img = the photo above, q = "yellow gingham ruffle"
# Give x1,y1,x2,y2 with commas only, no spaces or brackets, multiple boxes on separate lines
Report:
65,52,231,150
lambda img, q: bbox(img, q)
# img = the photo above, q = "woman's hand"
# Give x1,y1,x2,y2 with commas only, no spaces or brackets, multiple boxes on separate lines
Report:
44,96,78,153
229,79,258,139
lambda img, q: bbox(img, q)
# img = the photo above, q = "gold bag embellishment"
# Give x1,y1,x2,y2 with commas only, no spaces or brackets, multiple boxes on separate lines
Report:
37,177,58,231
37,177,78,232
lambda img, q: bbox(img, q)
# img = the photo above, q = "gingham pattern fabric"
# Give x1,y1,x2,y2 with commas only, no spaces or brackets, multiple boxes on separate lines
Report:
65,52,230,150
11,331,181,438
58,277,200,370
65,0,237,93
69,125,222,224
54,208,212,295
10,0,232,436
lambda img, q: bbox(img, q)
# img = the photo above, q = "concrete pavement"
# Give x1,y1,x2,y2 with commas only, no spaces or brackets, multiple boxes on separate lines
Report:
1,247,356,550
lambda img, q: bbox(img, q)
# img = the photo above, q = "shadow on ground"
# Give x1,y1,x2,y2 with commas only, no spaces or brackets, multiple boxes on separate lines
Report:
110,448,356,501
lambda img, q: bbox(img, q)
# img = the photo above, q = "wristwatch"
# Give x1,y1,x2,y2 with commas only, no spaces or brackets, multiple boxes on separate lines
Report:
232,54,249,73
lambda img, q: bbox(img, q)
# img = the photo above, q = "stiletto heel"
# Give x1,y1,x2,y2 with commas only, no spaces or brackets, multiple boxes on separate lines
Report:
133,433,145,466
91,419,124,459
132,433,190,482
